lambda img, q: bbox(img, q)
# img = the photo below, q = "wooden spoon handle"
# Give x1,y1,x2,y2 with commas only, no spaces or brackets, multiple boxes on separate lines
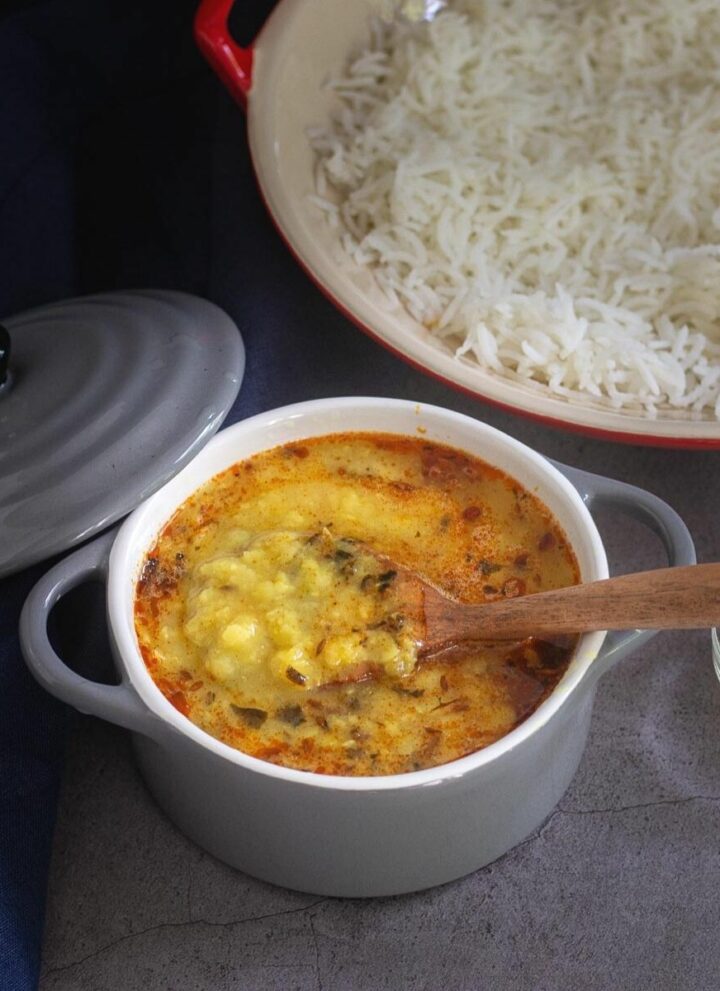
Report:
432,563,720,643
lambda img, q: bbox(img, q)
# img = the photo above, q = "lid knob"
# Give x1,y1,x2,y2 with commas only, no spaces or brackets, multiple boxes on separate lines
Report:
0,324,10,389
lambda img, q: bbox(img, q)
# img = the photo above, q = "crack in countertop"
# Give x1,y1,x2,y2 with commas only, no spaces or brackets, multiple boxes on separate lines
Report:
40,898,328,981
557,793,720,817
41,795,720,982
511,793,720,853
308,909,324,991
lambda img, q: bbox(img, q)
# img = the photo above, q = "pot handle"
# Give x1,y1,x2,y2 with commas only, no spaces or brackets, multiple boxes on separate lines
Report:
555,461,696,680
19,531,158,737
195,0,254,109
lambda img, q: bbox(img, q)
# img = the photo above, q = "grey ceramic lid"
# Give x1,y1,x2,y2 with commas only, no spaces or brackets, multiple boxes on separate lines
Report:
0,290,244,577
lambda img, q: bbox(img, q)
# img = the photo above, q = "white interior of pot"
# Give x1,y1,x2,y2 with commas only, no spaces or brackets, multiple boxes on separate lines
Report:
246,0,720,443
108,398,608,789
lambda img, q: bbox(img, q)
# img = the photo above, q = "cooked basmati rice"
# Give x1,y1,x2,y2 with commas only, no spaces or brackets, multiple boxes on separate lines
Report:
309,0,720,418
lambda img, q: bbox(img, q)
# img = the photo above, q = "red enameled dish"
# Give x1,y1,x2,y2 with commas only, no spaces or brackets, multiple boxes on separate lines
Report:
195,0,720,448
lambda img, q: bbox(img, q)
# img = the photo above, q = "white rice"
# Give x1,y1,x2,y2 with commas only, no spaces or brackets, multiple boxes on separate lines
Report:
309,0,720,418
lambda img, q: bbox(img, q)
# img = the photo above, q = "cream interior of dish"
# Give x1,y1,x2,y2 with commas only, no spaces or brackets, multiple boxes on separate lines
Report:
135,433,579,776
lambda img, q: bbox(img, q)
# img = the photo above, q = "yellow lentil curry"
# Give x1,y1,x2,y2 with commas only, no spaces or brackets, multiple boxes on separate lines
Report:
135,433,579,776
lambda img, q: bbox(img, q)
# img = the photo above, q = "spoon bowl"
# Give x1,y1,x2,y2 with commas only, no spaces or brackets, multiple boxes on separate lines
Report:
323,557,720,687
415,561,720,656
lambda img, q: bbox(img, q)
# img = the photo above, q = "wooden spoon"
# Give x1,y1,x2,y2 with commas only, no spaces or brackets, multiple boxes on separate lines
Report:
391,562,720,658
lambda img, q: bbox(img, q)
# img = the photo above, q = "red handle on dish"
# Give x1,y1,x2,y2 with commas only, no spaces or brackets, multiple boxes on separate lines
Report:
194,0,254,109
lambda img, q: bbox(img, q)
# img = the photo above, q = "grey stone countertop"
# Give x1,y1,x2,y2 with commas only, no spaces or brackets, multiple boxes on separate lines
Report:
38,413,720,991
37,96,720,990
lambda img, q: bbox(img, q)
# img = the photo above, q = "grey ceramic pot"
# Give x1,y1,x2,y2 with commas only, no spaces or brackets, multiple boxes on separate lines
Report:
20,399,695,897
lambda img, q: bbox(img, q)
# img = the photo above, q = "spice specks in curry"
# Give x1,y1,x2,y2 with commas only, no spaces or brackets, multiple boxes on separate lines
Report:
134,433,579,776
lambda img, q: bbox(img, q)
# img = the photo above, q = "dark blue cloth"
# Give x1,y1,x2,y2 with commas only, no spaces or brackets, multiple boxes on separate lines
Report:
0,2,611,988
0,565,67,991
0,2,232,986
